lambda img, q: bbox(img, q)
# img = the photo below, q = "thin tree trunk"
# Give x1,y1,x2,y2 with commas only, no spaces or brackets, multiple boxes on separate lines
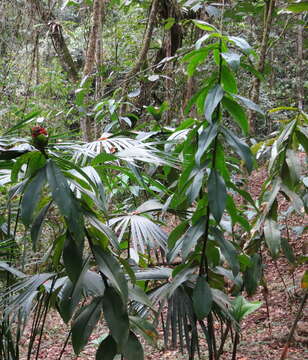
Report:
248,0,276,134
80,0,104,141
122,0,159,92
29,0,78,82
297,15,304,110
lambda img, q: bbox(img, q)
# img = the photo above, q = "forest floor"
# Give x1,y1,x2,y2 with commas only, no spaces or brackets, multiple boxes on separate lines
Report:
20,166,308,360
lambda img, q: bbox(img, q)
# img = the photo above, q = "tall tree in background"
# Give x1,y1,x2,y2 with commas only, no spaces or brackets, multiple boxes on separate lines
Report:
248,0,276,134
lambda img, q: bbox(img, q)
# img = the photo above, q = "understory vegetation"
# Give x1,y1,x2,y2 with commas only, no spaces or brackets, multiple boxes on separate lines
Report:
0,1,307,359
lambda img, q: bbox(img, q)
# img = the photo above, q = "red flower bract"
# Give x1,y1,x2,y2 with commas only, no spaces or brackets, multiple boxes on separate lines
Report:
31,126,48,137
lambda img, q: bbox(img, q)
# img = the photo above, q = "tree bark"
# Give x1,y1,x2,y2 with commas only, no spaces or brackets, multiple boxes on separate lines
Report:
122,0,159,90
248,0,276,134
80,0,104,141
297,15,304,110
29,0,78,82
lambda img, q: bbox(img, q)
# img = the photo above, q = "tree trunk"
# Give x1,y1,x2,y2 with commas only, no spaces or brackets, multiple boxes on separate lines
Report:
297,15,304,110
29,0,78,82
80,0,104,141
122,0,159,91
248,0,276,134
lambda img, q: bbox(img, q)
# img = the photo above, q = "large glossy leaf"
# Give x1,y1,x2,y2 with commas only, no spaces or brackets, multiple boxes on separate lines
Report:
21,167,46,226
231,296,262,322
228,36,252,54
96,334,118,360
221,51,241,71
31,201,52,251
285,2,308,13
46,159,84,244
221,65,237,94
181,217,206,259
122,331,144,360
222,97,248,135
221,127,253,173
264,218,281,258
212,228,239,276
195,122,218,165
58,260,89,323
93,245,128,303
72,296,103,354
63,231,84,283
234,95,264,115
0,261,26,278
204,84,224,123
243,254,262,296
103,286,129,351
193,276,213,319
208,169,227,223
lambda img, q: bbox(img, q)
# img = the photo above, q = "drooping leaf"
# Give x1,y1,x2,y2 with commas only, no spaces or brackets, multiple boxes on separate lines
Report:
181,217,206,259
31,201,52,251
243,253,262,296
221,127,253,173
285,2,308,13
204,84,224,123
281,238,296,264
63,231,84,283
93,245,128,303
195,122,219,165
96,334,118,360
72,296,103,354
46,159,84,245
122,331,144,360
103,287,129,351
193,276,213,319
264,218,281,258
234,95,265,115
228,36,252,54
21,167,46,226
222,97,248,135
208,169,227,223
221,51,241,71
212,228,239,276
221,65,237,94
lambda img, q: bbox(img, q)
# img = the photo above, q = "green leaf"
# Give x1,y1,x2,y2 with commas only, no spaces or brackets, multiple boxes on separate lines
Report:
231,296,262,322
93,245,128,303
129,316,158,346
122,331,144,360
221,127,253,173
0,149,28,161
21,167,46,226
221,65,237,94
264,218,281,258
59,260,89,323
72,296,103,355
193,276,213,319
46,159,84,245
285,2,308,13
222,97,248,135
208,169,227,223
31,201,52,251
228,36,252,54
192,20,218,32
168,220,189,248
295,128,308,153
63,231,84,283
281,238,296,264
243,254,262,296
96,334,118,360
221,51,241,71
195,122,219,165
4,110,42,135
280,184,304,214
212,228,239,276
103,287,129,351
181,217,206,259
204,84,224,123
234,95,264,115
